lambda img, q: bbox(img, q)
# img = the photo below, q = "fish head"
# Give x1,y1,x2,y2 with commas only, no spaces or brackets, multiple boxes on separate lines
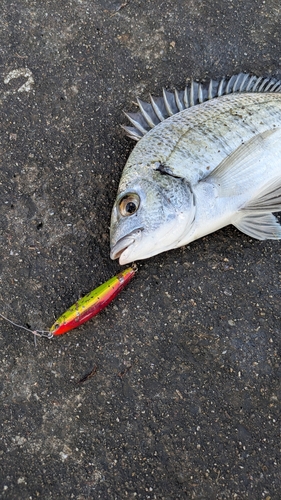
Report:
110,166,196,264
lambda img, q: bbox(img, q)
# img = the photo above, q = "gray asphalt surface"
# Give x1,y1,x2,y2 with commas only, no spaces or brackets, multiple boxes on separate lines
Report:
0,1,280,499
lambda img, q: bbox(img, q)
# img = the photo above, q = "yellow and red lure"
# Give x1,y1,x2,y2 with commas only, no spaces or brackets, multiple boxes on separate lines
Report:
50,266,136,336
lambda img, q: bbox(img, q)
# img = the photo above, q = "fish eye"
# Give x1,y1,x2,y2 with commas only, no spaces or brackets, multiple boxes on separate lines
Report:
119,193,140,216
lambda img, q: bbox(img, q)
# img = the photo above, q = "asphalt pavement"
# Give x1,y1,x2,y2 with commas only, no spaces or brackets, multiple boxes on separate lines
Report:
0,1,280,498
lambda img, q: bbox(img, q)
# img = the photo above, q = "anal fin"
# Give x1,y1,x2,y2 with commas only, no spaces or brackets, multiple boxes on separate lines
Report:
234,213,281,240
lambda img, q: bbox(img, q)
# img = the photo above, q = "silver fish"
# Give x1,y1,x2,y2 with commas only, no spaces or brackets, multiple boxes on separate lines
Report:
110,73,281,264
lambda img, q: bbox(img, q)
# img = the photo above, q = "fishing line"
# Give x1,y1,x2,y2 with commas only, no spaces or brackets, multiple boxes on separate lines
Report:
0,313,53,339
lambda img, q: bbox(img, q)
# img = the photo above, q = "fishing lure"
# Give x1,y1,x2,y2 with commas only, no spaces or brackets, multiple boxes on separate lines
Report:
50,265,137,336
0,266,137,338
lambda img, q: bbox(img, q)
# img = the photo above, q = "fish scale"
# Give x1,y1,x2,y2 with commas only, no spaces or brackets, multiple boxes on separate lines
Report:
110,74,281,264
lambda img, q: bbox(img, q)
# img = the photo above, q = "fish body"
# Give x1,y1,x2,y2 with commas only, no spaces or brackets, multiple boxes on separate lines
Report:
110,74,281,264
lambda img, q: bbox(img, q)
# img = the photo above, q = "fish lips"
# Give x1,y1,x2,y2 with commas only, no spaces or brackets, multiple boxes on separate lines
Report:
110,228,143,265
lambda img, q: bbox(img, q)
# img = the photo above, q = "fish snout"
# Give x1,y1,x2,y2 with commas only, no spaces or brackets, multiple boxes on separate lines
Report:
110,228,143,264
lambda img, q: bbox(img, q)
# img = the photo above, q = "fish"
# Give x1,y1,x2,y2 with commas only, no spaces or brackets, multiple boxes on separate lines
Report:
110,73,281,265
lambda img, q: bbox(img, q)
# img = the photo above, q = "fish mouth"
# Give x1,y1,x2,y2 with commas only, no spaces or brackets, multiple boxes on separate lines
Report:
110,228,143,263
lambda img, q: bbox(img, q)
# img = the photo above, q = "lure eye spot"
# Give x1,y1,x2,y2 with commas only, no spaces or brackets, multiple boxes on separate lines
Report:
119,193,140,216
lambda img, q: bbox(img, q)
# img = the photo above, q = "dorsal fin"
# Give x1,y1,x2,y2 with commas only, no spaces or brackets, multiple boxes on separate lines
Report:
122,73,281,141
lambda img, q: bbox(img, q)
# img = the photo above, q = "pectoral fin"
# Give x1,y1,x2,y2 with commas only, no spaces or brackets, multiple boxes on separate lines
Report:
206,127,281,240
241,177,281,212
206,128,281,197
234,213,281,240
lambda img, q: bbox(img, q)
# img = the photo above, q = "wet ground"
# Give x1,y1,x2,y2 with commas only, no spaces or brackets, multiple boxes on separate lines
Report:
0,1,280,498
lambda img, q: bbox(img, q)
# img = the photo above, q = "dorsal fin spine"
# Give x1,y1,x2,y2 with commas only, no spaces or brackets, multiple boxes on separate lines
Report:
208,80,213,100
232,75,240,93
252,76,263,92
174,89,184,111
162,89,174,116
137,99,157,128
226,75,236,94
183,87,189,108
245,75,256,92
238,73,249,92
150,95,165,121
124,112,148,135
190,80,194,106
121,125,143,141
217,78,225,97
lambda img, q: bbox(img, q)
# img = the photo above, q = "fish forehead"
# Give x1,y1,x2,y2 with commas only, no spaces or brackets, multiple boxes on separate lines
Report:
121,92,281,185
